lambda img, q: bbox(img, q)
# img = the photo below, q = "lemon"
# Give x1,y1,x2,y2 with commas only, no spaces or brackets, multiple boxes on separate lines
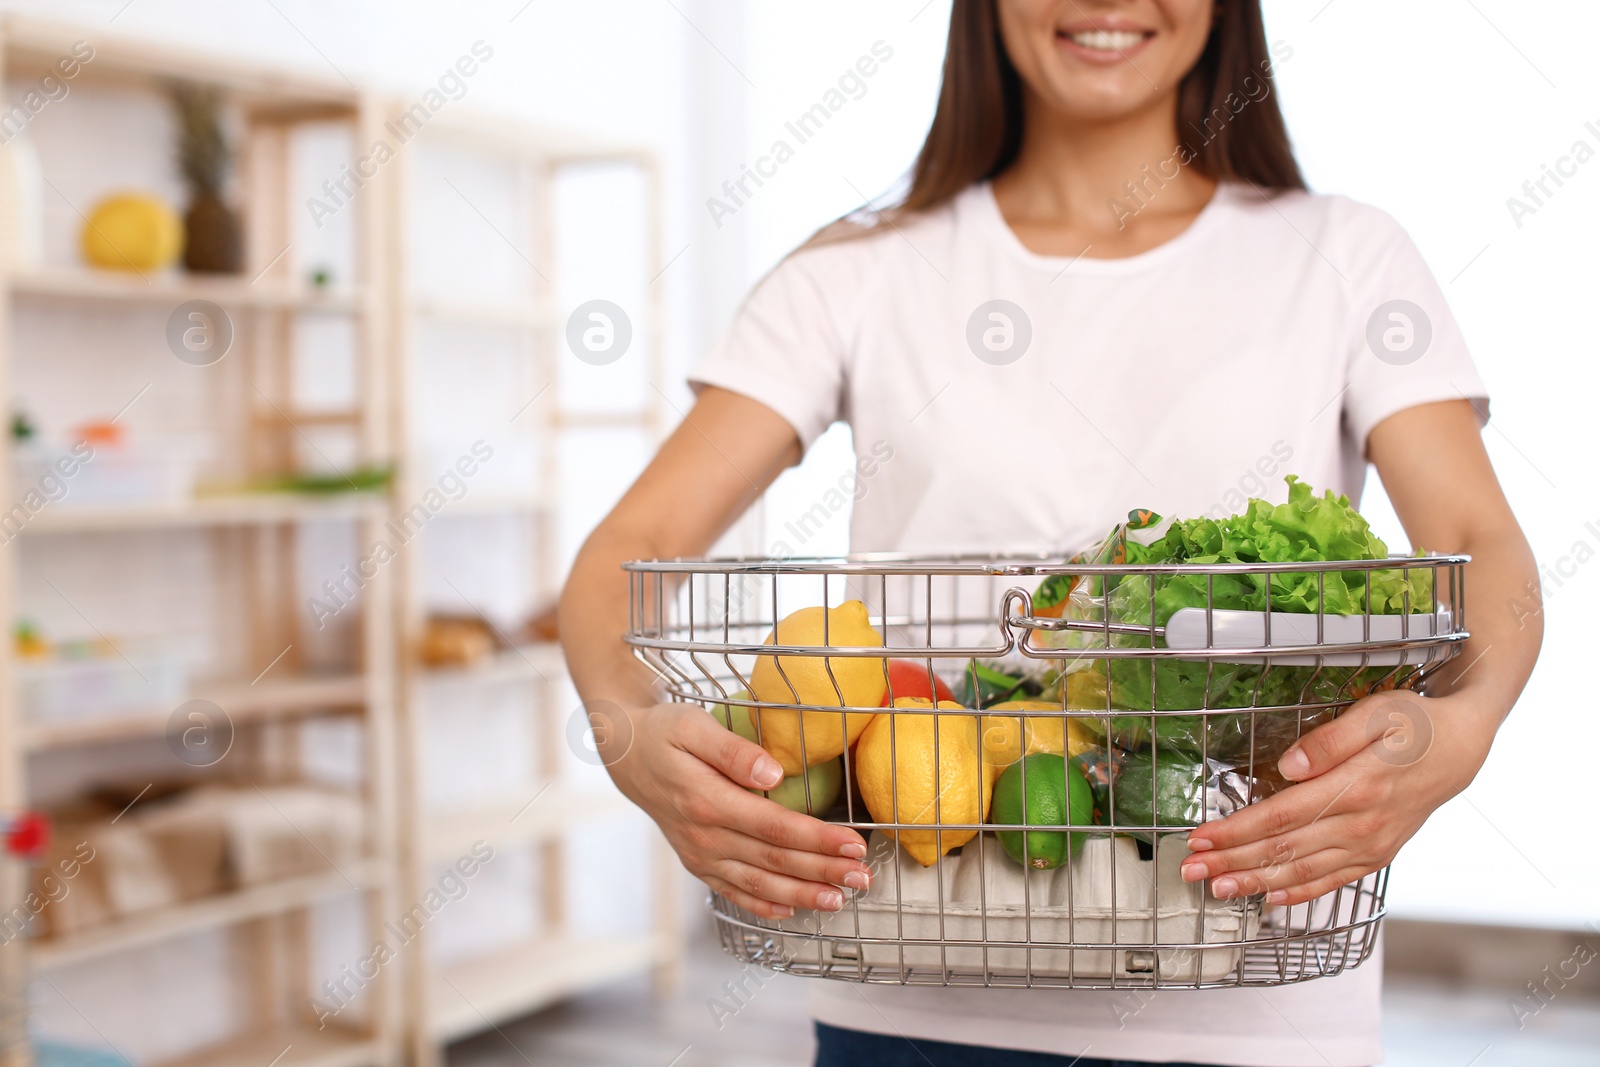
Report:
856,698,992,867
82,193,182,272
750,601,886,775
979,700,1097,781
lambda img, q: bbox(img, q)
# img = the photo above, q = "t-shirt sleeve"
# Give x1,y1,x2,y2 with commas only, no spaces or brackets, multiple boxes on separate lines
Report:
688,250,848,453
1339,204,1490,454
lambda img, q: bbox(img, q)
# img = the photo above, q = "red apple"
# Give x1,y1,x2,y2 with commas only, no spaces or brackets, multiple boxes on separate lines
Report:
879,660,956,706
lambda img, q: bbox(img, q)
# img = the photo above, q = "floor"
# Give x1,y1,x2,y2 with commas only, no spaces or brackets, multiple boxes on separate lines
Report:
448,923,1600,1067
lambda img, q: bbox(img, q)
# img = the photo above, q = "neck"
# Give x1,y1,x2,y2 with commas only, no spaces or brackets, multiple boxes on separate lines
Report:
995,90,1214,225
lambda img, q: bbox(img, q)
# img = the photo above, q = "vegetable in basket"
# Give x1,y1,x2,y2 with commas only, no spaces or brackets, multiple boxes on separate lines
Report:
879,659,957,705
1105,750,1256,843
957,656,1059,709
1043,477,1430,763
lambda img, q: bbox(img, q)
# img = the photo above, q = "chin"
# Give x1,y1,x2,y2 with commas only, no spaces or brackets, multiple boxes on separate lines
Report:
1031,70,1172,124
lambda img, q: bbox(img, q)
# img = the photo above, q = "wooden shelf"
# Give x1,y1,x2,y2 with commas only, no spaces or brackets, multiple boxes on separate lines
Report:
423,783,633,862
418,644,566,688
10,267,364,312
427,933,666,1042
1,15,358,110
24,492,387,534
154,1024,383,1067
409,293,560,329
23,673,368,750
33,860,384,969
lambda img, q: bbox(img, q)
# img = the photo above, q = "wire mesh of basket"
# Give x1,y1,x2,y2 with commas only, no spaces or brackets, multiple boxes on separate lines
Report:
624,554,1467,990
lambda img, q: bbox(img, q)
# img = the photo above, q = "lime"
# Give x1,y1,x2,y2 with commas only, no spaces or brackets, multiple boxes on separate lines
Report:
991,753,1096,869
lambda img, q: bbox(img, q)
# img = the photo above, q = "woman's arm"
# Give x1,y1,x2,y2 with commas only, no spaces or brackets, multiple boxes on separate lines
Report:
1176,399,1542,904
559,386,872,919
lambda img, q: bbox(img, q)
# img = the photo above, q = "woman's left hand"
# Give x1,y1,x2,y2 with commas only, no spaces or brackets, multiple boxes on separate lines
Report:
1179,689,1494,906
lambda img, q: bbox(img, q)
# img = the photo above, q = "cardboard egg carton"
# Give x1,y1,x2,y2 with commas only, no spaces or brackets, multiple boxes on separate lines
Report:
770,831,1260,984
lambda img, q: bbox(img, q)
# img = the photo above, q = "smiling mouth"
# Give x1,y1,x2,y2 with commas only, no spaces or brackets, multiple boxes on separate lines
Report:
1060,29,1153,53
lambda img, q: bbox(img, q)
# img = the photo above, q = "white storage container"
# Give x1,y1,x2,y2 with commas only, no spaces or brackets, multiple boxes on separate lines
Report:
14,438,203,507
17,645,190,723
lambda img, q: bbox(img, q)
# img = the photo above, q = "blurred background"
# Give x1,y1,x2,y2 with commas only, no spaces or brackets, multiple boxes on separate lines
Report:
0,1,1593,1065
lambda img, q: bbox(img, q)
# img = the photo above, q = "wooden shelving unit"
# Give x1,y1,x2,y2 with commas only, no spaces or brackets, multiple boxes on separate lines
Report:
20,673,367,751
0,17,685,1067
385,109,676,1067
0,16,400,1067
11,266,365,312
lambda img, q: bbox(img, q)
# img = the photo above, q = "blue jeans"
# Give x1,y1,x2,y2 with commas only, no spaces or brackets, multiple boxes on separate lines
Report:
814,1022,1226,1066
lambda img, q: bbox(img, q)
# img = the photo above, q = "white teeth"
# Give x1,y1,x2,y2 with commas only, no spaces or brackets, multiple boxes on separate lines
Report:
1068,30,1145,51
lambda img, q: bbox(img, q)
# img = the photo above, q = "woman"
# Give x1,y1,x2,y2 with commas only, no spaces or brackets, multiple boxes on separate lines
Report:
560,1,1541,1064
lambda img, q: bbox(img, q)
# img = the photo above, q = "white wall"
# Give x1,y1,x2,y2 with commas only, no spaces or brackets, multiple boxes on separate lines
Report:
1261,0,1599,929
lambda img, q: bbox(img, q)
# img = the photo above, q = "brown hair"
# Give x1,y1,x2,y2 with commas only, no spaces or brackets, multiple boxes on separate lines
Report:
896,0,1303,219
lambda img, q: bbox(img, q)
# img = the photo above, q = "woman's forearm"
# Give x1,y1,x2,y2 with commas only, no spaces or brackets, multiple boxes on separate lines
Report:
557,387,802,771
560,525,664,715
1425,519,1543,773
551,392,870,918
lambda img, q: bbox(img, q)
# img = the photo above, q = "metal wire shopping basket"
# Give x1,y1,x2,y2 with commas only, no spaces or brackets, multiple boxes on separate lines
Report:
625,553,1467,990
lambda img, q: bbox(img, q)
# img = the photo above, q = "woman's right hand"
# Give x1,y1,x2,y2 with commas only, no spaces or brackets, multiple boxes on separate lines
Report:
597,700,873,920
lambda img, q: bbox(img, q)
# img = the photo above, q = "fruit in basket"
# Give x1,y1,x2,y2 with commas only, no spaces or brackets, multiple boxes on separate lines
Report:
750,601,887,774
1108,751,1211,842
979,700,1097,778
856,698,991,867
991,753,1097,869
757,757,844,815
708,690,760,744
879,660,956,705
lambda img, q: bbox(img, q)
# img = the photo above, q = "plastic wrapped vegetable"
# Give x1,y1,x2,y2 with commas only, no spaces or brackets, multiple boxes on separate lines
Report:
1103,750,1266,842
1038,477,1427,765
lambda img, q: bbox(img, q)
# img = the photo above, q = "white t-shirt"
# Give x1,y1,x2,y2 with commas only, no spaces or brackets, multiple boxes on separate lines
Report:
690,182,1488,1066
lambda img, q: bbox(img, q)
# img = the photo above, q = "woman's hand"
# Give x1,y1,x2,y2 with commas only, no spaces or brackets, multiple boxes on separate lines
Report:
597,700,872,920
1178,689,1494,906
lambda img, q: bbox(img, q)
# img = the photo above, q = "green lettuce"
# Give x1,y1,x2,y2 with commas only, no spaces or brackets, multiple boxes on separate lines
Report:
1053,477,1430,762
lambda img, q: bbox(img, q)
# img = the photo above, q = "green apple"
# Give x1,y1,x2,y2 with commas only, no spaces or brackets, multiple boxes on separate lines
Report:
708,690,760,744
757,757,844,815
711,692,841,813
